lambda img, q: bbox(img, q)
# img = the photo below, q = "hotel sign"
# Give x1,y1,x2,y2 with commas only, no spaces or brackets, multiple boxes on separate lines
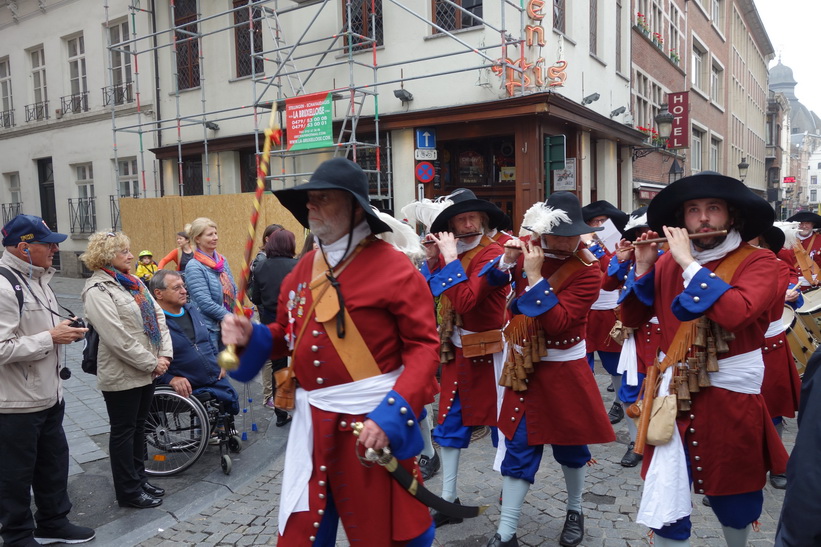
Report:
667,91,689,150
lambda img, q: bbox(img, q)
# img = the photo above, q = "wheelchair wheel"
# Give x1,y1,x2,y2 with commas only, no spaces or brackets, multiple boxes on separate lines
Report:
228,434,242,453
145,386,209,476
221,454,232,475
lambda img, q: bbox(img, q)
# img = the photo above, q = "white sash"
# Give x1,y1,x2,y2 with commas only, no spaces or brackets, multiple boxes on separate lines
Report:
764,319,786,338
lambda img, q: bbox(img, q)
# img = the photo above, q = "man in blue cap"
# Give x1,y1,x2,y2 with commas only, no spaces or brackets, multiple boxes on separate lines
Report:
0,214,93,547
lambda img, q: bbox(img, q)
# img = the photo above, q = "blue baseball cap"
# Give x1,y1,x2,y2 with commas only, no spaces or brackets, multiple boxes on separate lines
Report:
2,214,68,246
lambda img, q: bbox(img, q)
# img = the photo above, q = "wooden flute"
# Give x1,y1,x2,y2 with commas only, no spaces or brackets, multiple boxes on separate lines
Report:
422,232,483,245
624,229,728,249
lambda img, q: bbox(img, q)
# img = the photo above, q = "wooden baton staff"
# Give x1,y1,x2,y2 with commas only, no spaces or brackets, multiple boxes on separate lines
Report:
216,114,282,371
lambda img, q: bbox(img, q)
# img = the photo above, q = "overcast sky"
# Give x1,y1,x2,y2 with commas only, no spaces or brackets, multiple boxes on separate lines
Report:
755,0,821,115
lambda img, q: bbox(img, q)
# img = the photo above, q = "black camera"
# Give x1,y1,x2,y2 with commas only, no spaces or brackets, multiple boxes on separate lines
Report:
70,318,86,329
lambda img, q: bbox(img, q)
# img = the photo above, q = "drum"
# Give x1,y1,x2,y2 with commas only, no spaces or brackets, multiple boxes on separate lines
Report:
796,287,821,342
782,306,815,376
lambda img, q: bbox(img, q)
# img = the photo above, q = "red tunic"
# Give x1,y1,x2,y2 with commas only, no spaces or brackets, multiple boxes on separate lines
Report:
621,246,789,496
498,255,616,445
435,242,507,426
587,249,622,353
268,240,440,546
761,260,802,419
784,233,821,289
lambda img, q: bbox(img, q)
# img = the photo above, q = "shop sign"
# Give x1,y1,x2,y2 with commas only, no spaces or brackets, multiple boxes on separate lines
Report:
285,91,334,151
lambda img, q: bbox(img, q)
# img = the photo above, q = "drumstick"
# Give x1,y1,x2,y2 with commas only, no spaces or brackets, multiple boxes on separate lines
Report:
622,230,728,250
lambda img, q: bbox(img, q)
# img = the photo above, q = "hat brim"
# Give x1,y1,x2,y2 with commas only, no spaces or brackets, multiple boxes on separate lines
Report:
274,180,392,234
37,232,68,244
647,173,774,241
430,199,507,234
524,223,603,237
582,202,629,233
786,212,821,226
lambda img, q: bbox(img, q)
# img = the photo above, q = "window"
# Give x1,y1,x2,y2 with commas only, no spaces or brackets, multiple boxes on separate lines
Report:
7,172,20,203
710,138,720,171
29,47,48,120
344,0,383,51
812,189,818,202
174,0,200,89
73,163,95,233
691,42,706,91
107,20,133,105
65,35,88,113
2,173,21,224
553,0,565,33
75,164,94,198
692,128,704,172
589,0,598,55
234,0,263,77
712,0,723,30
710,61,723,104
0,58,12,128
632,70,665,134
818,162,821,169
433,0,482,32
615,0,622,71
118,158,140,197
813,175,819,185
180,155,203,195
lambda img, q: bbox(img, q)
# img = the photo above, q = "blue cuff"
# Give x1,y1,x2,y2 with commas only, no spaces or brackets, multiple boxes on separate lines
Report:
419,261,437,281
228,323,273,383
607,255,631,280
671,267,732,321
479,255,511,287
589,243,605,259
514,278,558,317
366,390,422,460
429,260,468,297
618,267,655,307
788,283,803,310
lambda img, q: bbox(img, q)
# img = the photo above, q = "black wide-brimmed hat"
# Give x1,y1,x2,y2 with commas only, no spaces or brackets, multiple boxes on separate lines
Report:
273,158,392,234
759,225,785,252
582,200,629,233
521,191,603,237
646,171,774,241
786,211,821,227
622,206,650,241
430,188,507,234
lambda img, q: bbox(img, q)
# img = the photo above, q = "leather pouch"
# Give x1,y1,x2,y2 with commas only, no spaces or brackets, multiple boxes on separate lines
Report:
274,367,296,410
461,330,504,358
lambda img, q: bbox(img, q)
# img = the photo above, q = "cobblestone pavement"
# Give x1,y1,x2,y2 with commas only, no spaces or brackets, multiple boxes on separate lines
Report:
133,372,794,547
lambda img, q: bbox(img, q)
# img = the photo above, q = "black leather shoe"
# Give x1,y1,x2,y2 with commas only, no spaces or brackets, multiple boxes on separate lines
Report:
275,408,292,427
620,442,643,468
770,473,787,489
607,384,615,392
608,402,624,424
702,495,711,507
486,532,519,547
433,498,463,528
419,450,440,480
559,510,584,547
118,492,163,509
143,482,165,497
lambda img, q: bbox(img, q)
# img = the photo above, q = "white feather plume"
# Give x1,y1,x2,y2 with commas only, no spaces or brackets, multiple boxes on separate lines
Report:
400,197,453,232
623,212,648,233
519,202,571,237
775,221,799,249
372,207,426,265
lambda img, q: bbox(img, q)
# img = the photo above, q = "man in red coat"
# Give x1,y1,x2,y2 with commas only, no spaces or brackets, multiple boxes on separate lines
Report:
221,158,441,546
620,172,789,547
420,188,508,527
784,211,821,290
581,200,629,425
481,192,615,547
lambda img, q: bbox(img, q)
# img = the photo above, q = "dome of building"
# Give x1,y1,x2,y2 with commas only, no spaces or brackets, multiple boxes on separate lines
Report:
770,61,797,87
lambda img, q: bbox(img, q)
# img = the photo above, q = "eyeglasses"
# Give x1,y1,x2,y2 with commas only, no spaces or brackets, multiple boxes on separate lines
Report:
30,242,59,249
165,284,187,293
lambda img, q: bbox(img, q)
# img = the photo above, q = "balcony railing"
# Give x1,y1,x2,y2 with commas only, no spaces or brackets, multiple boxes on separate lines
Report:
68,197,96,234
110,195,121,231
102,82,134,106
1,202,22,225
25,101,49,122
60,92,89,115
0,109,14,128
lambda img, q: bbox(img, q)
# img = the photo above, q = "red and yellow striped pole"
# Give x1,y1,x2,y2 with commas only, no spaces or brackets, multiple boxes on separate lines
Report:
217,112,282,371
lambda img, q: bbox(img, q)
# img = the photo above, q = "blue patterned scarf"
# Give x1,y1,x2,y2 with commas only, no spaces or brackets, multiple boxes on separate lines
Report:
102,267,162,350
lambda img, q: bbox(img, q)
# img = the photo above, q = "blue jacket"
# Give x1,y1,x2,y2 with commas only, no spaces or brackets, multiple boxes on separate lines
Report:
184,256,236,348
157,304,238,414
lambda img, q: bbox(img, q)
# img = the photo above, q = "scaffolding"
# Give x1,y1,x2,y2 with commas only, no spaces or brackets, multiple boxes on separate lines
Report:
104,0,541,209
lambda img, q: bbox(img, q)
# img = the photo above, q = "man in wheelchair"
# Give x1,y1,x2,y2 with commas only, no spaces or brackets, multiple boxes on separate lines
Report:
149,270,239,417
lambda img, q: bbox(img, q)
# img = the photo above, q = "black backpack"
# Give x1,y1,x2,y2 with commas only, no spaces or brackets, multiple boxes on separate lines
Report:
80,321,99,375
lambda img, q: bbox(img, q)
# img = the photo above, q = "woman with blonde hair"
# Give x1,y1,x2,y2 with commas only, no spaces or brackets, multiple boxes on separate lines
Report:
184,217,237,352
80,231,173,509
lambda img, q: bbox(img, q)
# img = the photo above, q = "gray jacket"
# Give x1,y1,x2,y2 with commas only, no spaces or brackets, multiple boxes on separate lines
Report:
82,270,173,392
0,251,63,413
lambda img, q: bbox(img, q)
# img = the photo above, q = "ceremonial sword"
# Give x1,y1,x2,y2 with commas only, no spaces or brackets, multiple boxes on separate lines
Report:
352,422,488,519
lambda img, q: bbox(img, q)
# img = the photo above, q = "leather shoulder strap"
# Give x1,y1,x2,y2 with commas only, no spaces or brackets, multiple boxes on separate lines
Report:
546,248,599,292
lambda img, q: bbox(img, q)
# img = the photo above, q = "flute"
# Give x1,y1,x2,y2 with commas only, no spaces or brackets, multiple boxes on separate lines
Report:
422,232,483,245
622,230,728,250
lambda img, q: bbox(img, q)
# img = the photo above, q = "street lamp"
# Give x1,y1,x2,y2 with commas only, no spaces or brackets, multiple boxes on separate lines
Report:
738,157,749,181
632,104,675,160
